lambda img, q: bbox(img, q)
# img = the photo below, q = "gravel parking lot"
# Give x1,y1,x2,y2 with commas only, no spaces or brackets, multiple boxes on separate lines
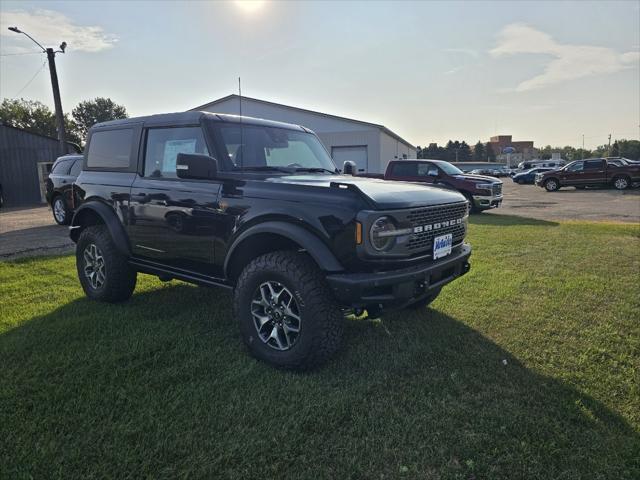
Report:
487,181,640,223
1,183,638,260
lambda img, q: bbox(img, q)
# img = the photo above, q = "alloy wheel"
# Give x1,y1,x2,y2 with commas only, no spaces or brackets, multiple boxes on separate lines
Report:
83,243,106,290
251,281,301,351
614,178,628,190
54,199,66,223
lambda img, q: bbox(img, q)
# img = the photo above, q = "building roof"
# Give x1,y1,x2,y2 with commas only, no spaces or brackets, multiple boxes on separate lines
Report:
190,94,416,150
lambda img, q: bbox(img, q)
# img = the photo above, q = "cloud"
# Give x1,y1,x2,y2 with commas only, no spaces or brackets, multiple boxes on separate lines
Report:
490,23,639,92
0,9,117,53
444,48,480,59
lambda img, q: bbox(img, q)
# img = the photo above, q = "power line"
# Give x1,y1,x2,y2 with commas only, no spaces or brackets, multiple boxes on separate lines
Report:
11,59,48,99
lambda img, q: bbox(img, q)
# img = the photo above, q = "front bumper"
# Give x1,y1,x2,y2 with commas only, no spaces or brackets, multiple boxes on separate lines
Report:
472,193,503,210
326,243,471,309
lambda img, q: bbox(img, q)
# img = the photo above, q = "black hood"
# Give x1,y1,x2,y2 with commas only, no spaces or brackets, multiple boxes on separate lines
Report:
267,174,466,209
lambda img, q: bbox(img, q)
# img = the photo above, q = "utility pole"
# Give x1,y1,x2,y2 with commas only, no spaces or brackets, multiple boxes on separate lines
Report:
608,134,612,157
582,134,584,160
9,27,68,155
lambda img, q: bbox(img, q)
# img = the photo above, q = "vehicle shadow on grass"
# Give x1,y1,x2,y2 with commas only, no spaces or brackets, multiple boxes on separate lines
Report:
470,213,559,227
1,284,638,479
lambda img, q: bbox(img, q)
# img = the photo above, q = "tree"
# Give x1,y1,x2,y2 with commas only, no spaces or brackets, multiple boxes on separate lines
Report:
0,98,82,146
473,141,485,161
72,97,128,139
485,142,496,161
458,141,472,161
611,141,620,157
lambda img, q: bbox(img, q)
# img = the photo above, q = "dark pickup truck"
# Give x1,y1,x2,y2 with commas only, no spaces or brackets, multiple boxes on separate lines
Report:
358,159,503,212
535,158,640,191
69,112,472,369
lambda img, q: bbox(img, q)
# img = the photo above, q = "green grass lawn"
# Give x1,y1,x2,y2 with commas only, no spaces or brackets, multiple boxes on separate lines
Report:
1,215,639,479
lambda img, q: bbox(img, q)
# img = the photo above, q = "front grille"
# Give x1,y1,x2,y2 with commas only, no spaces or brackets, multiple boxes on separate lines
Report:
492,183,502,196
404,202,468,252
406,223,466,251
406,202,468,226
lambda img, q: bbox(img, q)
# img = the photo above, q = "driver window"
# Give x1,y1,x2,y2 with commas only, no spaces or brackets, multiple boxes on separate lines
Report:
144,127,209,179
567,162,584,172
418,163,438,177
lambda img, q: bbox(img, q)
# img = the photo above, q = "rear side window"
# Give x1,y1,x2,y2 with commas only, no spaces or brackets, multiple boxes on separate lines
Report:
585,159,604,170
391,162,418,176
86,129,134,169
144,127,209,179
51,159,72,174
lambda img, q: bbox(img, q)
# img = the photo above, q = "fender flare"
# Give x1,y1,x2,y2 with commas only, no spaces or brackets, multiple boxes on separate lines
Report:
70,201,131,256
224,221,344,277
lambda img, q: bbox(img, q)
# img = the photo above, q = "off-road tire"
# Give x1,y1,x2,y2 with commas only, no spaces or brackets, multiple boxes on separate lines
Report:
76,225,137,303
406,288,442,310
544,178,560,192
233,251,343,370
612,175,630,190
52,195,71,225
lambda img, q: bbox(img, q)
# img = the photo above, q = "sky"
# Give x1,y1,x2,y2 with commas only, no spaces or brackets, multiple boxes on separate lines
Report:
0,0,638,149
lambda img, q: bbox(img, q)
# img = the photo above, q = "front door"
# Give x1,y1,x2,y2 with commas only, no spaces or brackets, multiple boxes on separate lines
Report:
127,125,222,276
561,161,584,186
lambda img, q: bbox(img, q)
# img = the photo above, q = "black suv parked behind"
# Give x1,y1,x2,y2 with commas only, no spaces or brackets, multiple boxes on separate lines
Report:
46,154,83,224
70,112,472,369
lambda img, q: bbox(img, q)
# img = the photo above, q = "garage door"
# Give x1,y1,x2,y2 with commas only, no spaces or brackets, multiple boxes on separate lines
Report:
331,146,368,173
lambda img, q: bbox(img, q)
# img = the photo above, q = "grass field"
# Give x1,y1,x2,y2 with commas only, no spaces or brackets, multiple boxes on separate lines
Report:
1,215,639,479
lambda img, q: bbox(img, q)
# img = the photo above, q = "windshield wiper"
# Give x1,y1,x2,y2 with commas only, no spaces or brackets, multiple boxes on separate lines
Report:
293,167,337,174
236,166,292,173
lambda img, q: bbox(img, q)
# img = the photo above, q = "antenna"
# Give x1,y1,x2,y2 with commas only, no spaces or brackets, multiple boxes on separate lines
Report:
238,76,242,117
238,77,243,169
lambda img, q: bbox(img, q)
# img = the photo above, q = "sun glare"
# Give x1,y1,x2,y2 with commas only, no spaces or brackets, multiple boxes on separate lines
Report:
234,0,266,14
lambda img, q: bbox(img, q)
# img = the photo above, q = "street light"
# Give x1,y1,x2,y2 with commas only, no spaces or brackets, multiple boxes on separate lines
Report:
8,26,68,154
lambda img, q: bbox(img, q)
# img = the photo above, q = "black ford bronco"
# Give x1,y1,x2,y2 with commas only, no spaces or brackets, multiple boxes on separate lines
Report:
70,112,471,369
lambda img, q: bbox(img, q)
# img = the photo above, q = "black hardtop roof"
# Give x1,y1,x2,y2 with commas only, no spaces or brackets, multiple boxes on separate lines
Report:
91,111,307,132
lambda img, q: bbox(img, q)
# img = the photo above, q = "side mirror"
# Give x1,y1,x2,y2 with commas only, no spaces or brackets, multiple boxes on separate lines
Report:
343,160,356,176
176,153,218,180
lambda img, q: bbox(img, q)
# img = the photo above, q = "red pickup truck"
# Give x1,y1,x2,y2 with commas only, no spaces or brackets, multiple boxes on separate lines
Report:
535,158,640,191
359,159,503,212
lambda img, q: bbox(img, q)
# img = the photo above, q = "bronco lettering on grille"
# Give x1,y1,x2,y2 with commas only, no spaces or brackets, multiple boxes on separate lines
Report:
413,217,463,233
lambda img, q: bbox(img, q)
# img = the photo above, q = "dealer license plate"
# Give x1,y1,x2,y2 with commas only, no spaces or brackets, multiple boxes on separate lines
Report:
433,234,453,260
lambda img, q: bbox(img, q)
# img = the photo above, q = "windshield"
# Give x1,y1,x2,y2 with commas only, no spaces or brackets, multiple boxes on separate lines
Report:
437,162,464,175
213,123,337,173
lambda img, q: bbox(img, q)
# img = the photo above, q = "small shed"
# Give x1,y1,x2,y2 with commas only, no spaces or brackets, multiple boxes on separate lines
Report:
0,123,79,206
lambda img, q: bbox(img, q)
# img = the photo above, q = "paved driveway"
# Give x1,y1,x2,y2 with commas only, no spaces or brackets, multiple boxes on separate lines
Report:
0,206,74,260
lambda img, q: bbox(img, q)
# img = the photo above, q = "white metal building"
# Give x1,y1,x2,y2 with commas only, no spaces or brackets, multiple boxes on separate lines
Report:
190,95,416,174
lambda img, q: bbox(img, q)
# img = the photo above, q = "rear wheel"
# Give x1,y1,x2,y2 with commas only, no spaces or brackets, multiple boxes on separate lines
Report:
613,176,630,190
234,251,343,370
544,178,559,192
76,225,137,302
52,196,70,225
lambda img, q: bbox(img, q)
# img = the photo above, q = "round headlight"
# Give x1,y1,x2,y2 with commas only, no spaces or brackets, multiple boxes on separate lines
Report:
369,216,396,251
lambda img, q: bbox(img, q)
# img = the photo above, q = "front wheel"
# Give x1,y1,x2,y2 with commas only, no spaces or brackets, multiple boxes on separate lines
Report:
544,179,559,192
76,225,137,302
613,176,630,190
233,251,343,370
52,196,70,225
